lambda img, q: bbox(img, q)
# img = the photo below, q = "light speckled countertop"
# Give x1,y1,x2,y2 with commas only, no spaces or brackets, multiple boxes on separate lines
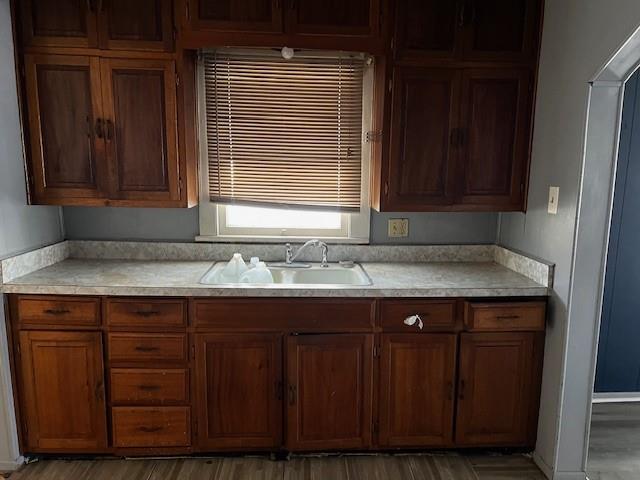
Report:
1,259,549,297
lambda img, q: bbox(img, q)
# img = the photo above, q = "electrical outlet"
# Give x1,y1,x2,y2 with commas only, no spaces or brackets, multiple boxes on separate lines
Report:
388,218,409,237
548,186,559,214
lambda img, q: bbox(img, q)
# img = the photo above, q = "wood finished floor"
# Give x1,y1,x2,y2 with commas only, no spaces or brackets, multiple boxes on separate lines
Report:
2,453,545,479
588,402,640,480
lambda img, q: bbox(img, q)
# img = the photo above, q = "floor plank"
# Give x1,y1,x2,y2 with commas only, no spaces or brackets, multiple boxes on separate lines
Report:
284,455,348,480
588,402,640,479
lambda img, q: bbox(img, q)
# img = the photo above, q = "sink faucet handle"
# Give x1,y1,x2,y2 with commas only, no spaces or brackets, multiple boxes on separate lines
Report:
320,242,329,267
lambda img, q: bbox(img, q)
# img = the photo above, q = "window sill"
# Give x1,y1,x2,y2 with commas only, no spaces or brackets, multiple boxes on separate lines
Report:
195,235,369,245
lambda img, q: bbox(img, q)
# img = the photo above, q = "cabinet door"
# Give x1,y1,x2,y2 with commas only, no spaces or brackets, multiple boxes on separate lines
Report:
461,0,541,62
286,334,373,451
24,55,108,203
286,0,379,37
394,0,460,60
455,68,532,209
379,334,456,447
20,0,98,48
19,331,107,452
386,67,460,210
456,332,542,446
188,0,283,33
195,334,282,449
100,58,180,202
97,0,174,51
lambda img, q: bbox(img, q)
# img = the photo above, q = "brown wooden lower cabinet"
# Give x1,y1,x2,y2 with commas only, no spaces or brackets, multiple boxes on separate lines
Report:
378,333,457,447
194,333,282,450
455,332,543,446
9,295,546,455
18,331,107,452
286,334,374,451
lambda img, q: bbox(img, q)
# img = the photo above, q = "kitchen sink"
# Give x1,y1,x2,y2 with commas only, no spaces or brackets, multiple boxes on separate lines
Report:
199,262,372,286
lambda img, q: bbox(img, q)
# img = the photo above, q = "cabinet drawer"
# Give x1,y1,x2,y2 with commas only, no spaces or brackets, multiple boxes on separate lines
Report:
110,368,189,405
108,333,187,363
193,299,375,332
16,296,100,327
112,406,190,447
464,301,546,332
105,298,186,327
380,300,457,332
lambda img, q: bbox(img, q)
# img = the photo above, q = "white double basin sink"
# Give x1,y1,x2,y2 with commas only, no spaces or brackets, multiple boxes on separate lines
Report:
200,262,372,287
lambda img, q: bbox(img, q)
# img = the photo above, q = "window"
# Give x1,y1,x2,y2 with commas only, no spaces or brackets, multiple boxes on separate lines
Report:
197,48,372,243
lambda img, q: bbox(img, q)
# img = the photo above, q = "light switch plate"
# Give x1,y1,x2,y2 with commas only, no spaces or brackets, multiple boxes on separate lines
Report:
388,218,409,237
548,186,559,214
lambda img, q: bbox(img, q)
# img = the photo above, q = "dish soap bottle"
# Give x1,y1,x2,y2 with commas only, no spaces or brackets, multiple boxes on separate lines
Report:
238,262,274,284
219,253,248,283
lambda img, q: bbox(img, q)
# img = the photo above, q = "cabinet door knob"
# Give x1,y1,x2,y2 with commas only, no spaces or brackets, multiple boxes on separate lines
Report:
404,314,424,330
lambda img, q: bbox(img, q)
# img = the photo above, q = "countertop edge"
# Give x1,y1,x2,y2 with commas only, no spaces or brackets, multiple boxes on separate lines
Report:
1,283,550,298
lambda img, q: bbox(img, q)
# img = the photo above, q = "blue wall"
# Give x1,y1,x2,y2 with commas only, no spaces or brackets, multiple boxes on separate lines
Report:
595,69,640,392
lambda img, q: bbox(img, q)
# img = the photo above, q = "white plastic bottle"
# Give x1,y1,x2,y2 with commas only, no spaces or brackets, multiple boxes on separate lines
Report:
238,262,274,284
219,253,248,283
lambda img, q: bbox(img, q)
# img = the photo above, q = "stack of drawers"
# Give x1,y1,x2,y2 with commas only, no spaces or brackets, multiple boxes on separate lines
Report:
105,298,191,449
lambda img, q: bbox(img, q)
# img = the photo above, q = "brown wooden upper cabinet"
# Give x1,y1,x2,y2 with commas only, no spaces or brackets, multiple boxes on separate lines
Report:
181,0,382,50
456,68,532,209
456,332,542,446
286,334,373,451
386,67,460,210
383,65,532,211
285,0,379,37
24,54,181,206
194,333,283,450
19,0,174,51
18,331,107,452
187,0,283,33
394,0,541,62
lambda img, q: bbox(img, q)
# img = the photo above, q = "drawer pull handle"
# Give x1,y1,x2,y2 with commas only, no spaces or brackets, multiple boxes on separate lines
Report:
134,310,160,317
138,384,161,391
134,346,159,352
43,308,71,315
496,315,520,321
138,426,163,433
404,314,424,330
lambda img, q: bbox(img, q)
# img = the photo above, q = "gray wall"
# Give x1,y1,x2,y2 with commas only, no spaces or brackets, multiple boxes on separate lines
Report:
63,207,499,244
498,0,640,476
0,0,64,468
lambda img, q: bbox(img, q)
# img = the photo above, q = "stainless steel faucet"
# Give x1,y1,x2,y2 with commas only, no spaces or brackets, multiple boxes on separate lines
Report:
285,239,329,267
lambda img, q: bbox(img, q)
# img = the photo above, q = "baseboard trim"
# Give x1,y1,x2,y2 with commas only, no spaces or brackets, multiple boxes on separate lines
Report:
592,392,640,403
553,472,587,480
533,451,553,480
0,456,24,471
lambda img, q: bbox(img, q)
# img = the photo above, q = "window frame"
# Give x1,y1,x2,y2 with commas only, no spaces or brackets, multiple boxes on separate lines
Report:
196,49,372,244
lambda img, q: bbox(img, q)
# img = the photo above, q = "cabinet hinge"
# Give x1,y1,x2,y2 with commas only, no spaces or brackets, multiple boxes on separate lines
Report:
179,177,184,194
390,36,395,51
365,131,383,143
176,72,180,87
384,182,389,196
388,78,393,93
191,344,195,360
373,346,381,358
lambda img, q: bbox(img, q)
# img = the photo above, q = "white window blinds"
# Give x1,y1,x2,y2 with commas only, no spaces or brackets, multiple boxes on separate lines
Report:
202,49,365,211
